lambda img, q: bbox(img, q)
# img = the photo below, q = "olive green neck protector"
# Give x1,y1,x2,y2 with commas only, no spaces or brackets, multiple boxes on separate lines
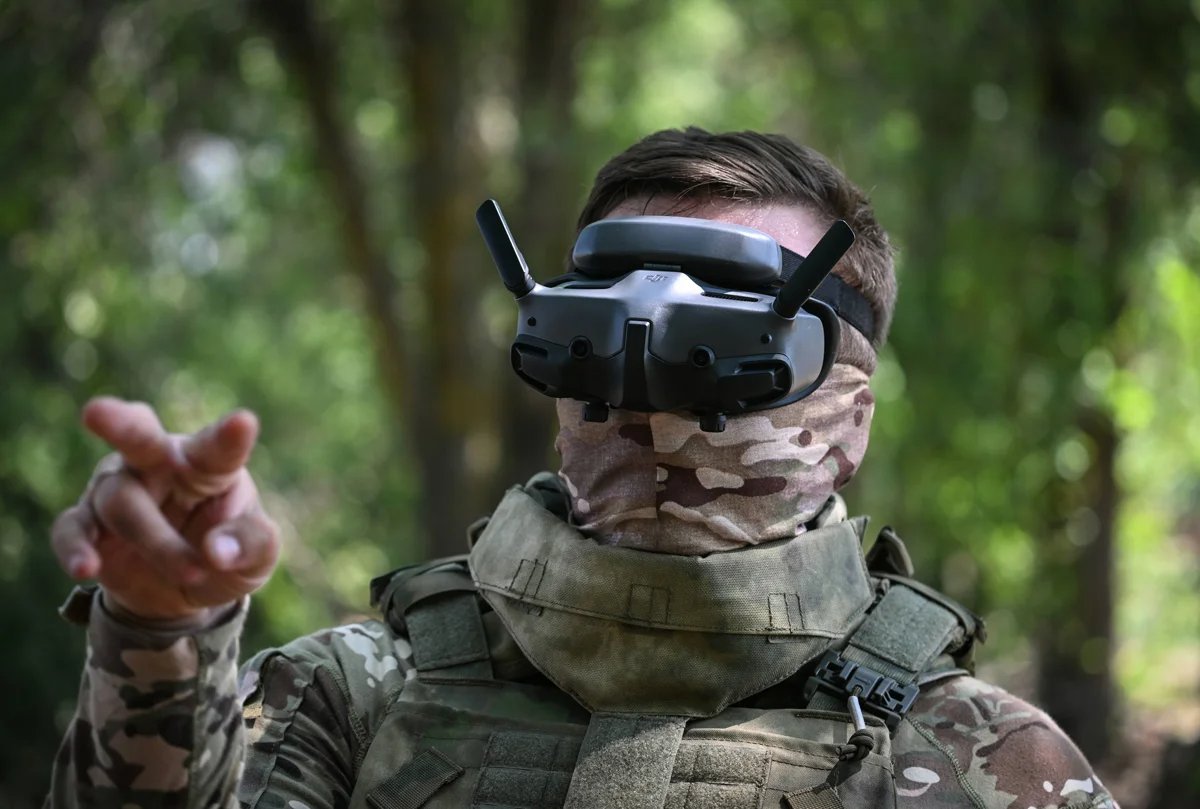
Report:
469,485,875,718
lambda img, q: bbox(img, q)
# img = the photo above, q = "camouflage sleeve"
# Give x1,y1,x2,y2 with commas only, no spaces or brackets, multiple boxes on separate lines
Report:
48,585,414,809
235,620,415,809
46,588,247,809
892,675,1119,809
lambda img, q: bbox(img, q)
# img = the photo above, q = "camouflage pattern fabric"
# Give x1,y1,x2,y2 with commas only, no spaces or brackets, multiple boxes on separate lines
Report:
47,498,1118,808
47,591,419,809
555,363,875,554
894,676,1117,809
45,590,246,809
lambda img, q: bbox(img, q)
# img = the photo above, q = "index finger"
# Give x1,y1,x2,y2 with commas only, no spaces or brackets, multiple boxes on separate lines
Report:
81,397,174,471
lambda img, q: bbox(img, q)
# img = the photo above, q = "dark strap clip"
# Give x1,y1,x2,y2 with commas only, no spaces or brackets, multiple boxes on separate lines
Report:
803,650,919,732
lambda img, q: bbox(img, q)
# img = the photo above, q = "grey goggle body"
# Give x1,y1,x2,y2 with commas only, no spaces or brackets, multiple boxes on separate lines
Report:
477,200,865,432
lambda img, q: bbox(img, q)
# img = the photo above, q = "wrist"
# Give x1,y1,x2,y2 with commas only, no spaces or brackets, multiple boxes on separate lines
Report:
100,590,240,632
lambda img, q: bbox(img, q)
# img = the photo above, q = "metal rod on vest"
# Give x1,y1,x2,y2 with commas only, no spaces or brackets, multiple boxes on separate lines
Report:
839,689,876,762
847,692,867,731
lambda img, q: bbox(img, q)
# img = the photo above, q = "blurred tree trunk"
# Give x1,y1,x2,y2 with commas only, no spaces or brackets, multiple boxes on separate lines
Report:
392,0,489,557
496,0,590,491
1147,737,1200,809
252,1,477,554
1027,1,1124,760
251,0,410,416
1025,3,1200,763
0,3,111,802
257,0,589,557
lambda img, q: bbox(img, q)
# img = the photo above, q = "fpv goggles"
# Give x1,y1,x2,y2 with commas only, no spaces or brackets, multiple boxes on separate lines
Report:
477,200,876,432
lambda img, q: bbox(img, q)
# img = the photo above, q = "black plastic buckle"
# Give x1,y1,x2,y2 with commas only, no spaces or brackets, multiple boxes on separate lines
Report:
803,650,920,732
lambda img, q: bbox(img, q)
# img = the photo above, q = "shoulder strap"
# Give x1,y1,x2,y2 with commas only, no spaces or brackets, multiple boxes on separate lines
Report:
371,556,493,680
805,527,985,731
366,478,571,682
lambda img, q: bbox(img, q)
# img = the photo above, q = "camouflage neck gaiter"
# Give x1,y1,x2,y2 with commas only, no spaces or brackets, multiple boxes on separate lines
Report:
555,363,874,555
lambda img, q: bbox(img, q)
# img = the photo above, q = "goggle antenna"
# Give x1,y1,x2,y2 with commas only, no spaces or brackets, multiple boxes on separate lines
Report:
476,199,535,298
772,220,855,319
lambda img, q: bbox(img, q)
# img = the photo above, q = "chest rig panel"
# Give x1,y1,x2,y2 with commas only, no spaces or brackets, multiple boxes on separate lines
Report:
350,481,981,809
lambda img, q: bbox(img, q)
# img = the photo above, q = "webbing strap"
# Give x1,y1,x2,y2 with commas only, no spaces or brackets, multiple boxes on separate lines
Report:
780,247,877,344
562,714,687,809
844,585,959,681
808,583,959,713
370,555,470,607
785,783,846,809
407,591,493,679
366,748,462,809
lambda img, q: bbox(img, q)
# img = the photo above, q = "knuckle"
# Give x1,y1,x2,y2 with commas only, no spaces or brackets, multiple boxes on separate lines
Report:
94,477,142,532
92,473,123,509
124,432,158,455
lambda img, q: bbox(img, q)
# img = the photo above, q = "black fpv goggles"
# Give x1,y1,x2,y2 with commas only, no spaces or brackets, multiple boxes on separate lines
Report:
476,200,876,432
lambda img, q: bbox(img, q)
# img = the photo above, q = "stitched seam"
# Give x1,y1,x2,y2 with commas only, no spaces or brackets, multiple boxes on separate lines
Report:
480,582,852,635
419,649,490,668
325,665,370,774
245,656,353,808
484,764,567,774
244,653,291,808
474,592,860,634
907,717,987,809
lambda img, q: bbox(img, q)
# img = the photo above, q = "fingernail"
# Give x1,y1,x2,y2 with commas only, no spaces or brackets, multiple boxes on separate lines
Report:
212,533,240,566
182,564,206,585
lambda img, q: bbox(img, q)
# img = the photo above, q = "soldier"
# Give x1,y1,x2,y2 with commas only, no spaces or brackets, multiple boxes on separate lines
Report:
47,128,1118,808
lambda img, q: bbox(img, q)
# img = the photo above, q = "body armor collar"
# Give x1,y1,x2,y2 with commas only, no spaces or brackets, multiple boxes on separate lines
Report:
469,484,875,716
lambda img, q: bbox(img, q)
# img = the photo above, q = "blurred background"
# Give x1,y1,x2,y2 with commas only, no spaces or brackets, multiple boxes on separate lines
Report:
2,0,1199,806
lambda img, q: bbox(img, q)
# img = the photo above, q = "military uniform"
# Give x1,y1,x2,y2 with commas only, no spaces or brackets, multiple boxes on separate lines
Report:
48,474,1116,809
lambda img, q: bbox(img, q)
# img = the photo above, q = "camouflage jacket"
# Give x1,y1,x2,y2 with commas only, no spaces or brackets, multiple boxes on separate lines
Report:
47,488,1117,809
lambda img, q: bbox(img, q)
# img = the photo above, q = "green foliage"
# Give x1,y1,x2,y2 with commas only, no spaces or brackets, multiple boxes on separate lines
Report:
1,0,1198,805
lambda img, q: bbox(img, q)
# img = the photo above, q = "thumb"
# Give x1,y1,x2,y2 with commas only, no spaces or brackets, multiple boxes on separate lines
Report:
203,509,280,581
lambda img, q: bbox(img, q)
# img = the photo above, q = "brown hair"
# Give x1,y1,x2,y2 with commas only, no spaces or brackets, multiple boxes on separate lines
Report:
577,127,896,374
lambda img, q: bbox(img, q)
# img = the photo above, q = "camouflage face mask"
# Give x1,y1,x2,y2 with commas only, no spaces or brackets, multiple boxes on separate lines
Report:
555,363,876,554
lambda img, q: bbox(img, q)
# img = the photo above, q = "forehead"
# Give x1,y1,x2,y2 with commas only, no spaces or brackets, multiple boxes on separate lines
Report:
603,196,828,257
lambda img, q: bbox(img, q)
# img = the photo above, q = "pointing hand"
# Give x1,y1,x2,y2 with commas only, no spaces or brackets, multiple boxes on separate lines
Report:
50,397,281,623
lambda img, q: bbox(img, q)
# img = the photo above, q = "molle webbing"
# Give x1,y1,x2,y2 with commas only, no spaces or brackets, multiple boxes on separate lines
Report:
469,726,778,808
562,714,687,809
785,783,846,809
842,585,959,681
407,592,493,679
806,582,962,715
475,730,581,807
365,749,462,809
372,558,494,679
